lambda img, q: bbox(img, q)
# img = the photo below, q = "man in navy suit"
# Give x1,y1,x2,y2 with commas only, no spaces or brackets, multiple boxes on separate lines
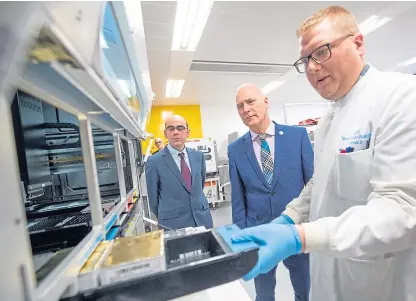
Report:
228,84,313,301
145,114,213,230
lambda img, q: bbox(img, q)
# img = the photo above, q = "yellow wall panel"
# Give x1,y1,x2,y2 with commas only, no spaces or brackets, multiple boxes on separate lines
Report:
142,105,203,154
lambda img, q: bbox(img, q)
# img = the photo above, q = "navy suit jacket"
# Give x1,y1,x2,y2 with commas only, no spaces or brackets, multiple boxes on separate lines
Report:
228,122,314,229
145,146,213,230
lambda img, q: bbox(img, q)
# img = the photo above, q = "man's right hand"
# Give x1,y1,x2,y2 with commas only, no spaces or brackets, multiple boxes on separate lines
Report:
271,214,295,225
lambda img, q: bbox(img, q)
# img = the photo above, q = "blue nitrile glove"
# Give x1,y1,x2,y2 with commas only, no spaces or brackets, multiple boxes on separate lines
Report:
231,223,302,281
217,224,258,252
271,214,294,225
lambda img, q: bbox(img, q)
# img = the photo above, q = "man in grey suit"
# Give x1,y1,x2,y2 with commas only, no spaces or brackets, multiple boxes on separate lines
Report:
145,114,213,230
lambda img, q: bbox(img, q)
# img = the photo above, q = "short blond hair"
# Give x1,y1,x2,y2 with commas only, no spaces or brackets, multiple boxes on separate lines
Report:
296,6,359,38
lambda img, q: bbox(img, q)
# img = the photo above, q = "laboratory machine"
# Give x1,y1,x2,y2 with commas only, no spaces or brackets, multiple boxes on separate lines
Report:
0,2,258,301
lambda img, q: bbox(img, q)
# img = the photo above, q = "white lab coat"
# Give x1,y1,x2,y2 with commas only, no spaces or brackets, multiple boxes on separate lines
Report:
282,66,416,301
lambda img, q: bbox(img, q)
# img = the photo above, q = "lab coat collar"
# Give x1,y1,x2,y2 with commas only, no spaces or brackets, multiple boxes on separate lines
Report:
336,64,375,107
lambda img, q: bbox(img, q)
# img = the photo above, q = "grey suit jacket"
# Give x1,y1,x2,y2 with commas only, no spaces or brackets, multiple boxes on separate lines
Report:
145,146,213,230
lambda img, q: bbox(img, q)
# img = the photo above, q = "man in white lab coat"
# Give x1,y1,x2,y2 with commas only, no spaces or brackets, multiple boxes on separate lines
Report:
231,5,416,301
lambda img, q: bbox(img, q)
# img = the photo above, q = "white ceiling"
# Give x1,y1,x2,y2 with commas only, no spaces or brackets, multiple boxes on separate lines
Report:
141,1,416,107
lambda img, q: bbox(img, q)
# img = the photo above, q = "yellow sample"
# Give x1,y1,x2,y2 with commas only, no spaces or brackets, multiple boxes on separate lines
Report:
104,230,164,267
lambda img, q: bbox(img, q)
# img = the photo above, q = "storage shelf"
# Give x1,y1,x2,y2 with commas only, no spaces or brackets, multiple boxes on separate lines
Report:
19,1,152,140
34,227,104,301
118,213,129,227
0,2,150,301
20,36,144,139
33,188,135,301
104,189,134,232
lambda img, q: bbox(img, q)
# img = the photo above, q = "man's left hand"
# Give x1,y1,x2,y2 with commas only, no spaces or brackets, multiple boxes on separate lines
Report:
231,223,303,281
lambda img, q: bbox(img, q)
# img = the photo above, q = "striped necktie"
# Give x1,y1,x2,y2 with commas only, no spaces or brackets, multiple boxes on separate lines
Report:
259,134,274,185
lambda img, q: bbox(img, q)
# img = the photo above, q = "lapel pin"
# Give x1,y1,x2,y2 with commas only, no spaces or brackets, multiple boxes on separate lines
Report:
279,131,284,136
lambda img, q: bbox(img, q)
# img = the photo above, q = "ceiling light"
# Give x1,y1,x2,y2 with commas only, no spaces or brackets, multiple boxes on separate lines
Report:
398,56,416,67
262,81,285,95
359,15,392,35
171,0,214,51
165,79,185,98
161,111,173,120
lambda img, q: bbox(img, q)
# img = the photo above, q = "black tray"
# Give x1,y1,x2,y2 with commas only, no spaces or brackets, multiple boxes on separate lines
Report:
64,226,258,301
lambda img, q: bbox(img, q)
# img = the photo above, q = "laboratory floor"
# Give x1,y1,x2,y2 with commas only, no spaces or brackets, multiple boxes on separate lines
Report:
211,202,295,301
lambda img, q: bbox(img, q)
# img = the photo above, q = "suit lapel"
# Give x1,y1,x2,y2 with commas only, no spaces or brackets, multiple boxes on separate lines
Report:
162,147,191,193
244,133,270,189
271,122,283,190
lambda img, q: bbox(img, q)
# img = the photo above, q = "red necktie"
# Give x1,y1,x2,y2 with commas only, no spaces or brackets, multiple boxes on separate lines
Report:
179,152,192,190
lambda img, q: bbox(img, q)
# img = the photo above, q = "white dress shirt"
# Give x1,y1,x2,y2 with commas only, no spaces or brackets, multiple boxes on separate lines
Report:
166,144,192,172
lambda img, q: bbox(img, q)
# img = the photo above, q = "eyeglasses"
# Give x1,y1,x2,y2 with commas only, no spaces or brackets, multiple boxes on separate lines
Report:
165,125,187,132
294,33,354,73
